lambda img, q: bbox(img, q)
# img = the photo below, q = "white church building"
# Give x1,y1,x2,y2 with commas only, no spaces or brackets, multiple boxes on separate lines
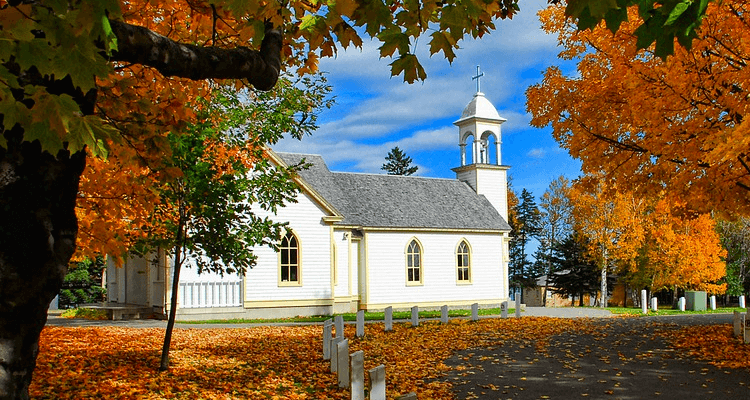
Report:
105,88,513,320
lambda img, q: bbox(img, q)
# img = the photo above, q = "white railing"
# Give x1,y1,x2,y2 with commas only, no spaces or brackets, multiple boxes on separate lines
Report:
179,280,242,308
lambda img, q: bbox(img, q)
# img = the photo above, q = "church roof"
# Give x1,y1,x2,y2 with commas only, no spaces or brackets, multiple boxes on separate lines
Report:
454,92,506,125
277,152,510,231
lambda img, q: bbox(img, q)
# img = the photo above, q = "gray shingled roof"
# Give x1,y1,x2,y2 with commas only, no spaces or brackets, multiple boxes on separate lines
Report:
277,152,510,231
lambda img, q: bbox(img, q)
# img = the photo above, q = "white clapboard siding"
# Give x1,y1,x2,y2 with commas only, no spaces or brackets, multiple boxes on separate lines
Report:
333,229,350,297
244,190,333,302
179,280,243,308
365,231,505,306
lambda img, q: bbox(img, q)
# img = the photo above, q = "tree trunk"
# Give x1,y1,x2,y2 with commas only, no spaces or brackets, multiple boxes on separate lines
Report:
160,210,186,371
159,247,182,371
600,263,608,308
0,128,86,400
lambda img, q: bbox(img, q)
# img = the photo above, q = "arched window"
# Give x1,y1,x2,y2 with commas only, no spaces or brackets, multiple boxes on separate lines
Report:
279,231,301,285
456,240,471,282
406,239,423,285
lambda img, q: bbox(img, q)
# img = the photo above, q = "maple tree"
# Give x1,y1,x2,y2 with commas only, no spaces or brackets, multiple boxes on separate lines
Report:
557,0,715,59
568,178,645,307
623,198,727,297
527,1,750,217
1,0,535,397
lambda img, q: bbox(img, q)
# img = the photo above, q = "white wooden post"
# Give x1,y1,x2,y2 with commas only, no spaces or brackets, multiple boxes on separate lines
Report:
515,295,521,318
440,305,449,324
734,311,742,337
411,306,419,327
679,297,686,312
471,303,479,322
641,290,648,314
350,351,365,400
369,365,386,400
710,295,717,310
356,310,365,338
385,306,393,332
740,295,746,309
650,297,658,312
501,301,508,318
337,339,349,388
323,319,333,360
335,315,345,339
330,337,344,373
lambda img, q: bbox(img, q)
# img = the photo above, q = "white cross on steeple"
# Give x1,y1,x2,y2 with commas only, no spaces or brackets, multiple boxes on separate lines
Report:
472,65,484,93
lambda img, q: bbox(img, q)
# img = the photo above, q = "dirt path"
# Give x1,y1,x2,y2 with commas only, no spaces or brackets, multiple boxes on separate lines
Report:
445,315,750,399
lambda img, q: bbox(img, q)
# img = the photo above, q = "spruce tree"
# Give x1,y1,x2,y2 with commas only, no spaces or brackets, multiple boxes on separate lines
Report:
381,147,418,175
509,188,542,287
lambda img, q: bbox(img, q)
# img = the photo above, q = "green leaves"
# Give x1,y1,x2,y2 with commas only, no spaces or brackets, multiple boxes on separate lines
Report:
564,0,715,60
390,54,426,84
1,0,121,155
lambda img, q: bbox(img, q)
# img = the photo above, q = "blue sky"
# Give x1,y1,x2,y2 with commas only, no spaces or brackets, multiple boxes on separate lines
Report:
273,0,580,201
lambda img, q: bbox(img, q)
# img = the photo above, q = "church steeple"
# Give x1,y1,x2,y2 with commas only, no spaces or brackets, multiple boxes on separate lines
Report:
454,66,506,166
452,66,509,222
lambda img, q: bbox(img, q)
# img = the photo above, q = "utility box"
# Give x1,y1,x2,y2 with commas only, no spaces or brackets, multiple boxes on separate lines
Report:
685,291,707,311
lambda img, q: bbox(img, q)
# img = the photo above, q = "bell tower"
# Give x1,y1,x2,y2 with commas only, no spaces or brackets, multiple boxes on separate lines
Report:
452,66,510,221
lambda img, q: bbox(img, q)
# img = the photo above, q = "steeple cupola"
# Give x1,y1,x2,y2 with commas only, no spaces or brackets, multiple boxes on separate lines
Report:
454,66,507,166
452,66,509,221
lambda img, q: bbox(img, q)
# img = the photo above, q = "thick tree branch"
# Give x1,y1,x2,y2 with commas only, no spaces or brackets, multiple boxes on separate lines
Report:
108,19,282,91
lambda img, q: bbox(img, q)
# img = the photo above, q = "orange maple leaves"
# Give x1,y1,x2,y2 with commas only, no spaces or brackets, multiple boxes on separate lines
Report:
32,318,601,399
528,1,750,216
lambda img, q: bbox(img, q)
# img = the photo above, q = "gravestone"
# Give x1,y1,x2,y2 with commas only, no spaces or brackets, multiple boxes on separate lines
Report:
337,339,349,388
734,311,742,337
685,291,707,311
740,295,746,309
500,301,508,318
335,315,345,339
356,310,365,338
515,296,521,318
330,337,344,373
323,319,333,360
471,303,479,322
641,290,648,314
369,365,386,400
385,306,393,332
350,351,365,400
411,306,419,327
440,305,449,324
678,297,686,312
710,295,717,310
650,297,658,312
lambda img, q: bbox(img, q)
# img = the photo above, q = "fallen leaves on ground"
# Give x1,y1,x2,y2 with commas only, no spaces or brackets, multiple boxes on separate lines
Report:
658,324,750,369
31,318,597,399
31,317,750,399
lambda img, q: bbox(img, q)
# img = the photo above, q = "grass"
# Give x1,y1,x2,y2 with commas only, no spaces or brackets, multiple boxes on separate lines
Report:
177,307,510,324
59,308,109,320
606,306,748,316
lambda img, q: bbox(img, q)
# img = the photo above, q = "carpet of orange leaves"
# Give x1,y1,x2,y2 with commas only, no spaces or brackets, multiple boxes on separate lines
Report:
658,324,750,370
30,318,750,399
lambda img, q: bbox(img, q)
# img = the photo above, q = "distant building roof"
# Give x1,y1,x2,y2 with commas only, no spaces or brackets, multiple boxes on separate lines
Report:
277,152,511,231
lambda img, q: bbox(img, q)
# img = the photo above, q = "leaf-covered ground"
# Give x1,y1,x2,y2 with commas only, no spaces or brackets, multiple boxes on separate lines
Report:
31,316,750,399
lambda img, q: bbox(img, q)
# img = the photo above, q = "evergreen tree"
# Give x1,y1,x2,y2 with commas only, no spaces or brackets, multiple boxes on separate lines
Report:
381,147,418,176
509,188,542,287
548,233,600,306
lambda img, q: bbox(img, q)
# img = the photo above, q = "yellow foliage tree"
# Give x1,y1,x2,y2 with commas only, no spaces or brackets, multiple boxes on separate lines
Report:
527,1,750,217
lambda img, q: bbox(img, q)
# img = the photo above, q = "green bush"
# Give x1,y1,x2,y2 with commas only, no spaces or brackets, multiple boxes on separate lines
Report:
58,257,106,308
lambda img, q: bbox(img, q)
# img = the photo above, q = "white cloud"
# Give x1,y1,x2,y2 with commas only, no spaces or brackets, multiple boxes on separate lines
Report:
527,148,547,158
